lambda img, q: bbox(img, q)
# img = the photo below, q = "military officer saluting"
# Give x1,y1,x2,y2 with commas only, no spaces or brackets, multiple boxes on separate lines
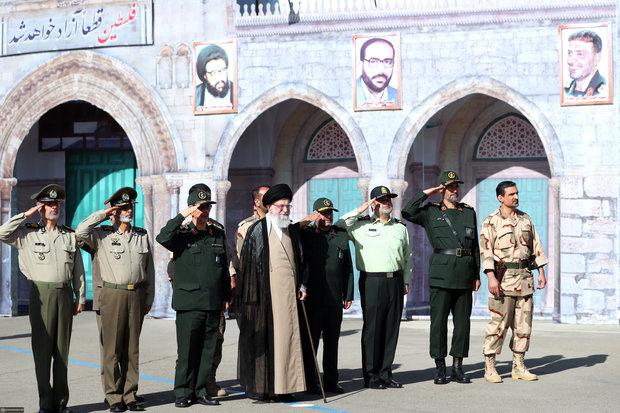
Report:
156,184,231,408
75,187,154,412
402,171,480,385
0,184,85,413
300,198,354,394
339,186,412,390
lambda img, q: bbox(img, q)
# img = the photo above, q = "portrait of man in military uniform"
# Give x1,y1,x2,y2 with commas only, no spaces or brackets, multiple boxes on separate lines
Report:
560,23,612,106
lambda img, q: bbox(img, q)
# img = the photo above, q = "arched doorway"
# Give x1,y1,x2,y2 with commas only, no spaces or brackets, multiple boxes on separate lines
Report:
0,51,183,316
392,80,560,319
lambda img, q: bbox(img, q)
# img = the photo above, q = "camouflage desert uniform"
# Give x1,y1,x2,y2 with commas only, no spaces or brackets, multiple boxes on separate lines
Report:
479,208,548,355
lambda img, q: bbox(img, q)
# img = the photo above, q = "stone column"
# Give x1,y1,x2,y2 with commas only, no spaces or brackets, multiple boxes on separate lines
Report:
0,177,17,316
389,178,409,220
356,177,371,202
549,177,561,323
135,176,154,245
215,180,232,225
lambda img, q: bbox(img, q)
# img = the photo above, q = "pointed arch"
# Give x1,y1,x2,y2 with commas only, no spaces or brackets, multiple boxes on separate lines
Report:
0,51,185,178
212,82,370,180
388,75,563,179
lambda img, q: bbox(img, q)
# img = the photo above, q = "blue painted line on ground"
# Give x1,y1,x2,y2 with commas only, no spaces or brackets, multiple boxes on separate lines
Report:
1,344,351,413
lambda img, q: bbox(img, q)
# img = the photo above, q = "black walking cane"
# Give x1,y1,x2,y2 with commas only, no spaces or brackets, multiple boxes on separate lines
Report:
300,300,327,403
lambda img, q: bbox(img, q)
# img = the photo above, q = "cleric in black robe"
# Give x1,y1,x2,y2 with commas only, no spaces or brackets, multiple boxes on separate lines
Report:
236,184,309,402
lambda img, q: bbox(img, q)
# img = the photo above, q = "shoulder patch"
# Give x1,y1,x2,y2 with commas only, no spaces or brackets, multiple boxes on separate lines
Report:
25,223,40,229
462,203,474,209
430,202,441,207
133,227,147,234
357,215,371,221
179,224,190,230
61,225,75,232
209,219,225,231
100,225,114,232
393,218,407,226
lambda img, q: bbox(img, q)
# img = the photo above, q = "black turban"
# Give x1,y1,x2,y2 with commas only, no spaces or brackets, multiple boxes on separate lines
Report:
262,184,292,208
196,44,229,83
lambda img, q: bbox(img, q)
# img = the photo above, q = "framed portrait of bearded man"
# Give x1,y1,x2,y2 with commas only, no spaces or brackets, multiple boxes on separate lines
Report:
193,39,238,114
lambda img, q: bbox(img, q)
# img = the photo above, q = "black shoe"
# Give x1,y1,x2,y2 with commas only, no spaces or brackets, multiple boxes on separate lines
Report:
368,381,387,389
434,358,448,385
451,357,472,383
277,393,297,403
325,383,345,394
126,402,145,411
135,395,145,402
174,397,191,408
196,395,220,406
383,379,403,388
109,402,127,413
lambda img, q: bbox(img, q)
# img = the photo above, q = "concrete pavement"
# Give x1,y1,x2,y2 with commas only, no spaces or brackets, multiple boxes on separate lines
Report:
1,312,619,412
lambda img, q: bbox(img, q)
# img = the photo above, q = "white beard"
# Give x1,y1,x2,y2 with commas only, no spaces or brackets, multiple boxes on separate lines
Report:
270,211,290,228
120,216,133,223
45,212,59,221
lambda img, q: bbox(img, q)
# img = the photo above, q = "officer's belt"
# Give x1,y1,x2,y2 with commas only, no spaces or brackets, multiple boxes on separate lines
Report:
433,248,472,257
32,280,71,289
502,261,531,270
103,281,141,291
360,270,402,279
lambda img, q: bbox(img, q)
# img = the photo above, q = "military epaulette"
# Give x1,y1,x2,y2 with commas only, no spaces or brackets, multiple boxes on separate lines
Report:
393,218,406,226
133,226,147,234
61,225,75,232
430,202,441,207
357,215,371,221
100,225,115,232
461,203,474,209
179,223,191,230
237,215,256,227
209,219,225,231
25,223,40,229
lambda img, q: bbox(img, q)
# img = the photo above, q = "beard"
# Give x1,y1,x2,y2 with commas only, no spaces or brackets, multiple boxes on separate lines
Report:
361,71,392,93
378,205,393,217
119,215,133,223
206,79,230,98
45,212,59,221
270,210,290,229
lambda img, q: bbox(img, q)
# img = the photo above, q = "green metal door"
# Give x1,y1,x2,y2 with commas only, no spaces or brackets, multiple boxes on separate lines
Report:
475,178,549,312
307,177,363,300
65,151,144,301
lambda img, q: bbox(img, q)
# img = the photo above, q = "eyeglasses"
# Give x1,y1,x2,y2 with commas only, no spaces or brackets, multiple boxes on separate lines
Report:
363,58,394,68
272,203,292,211
207,68,227,76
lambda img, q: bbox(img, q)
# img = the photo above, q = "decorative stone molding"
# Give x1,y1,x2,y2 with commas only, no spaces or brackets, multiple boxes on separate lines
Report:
215,180,232,225
389,178,408,220
233,0,615,36
0,51,184,178
389,75,564,181
174,43,192,89
213,82,371,181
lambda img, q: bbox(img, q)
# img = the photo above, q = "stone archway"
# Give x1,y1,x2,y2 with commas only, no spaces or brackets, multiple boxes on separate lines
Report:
388,75,564,180
0,51,185,316
0,51,184,178
213,82,371,181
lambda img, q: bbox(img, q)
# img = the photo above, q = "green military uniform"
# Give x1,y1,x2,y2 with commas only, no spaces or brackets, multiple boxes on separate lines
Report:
156,188,231,404
300,198,354,391
0,184,85,412
564,69,607,97
75,187,154,408
401,176,480,363
340,186,412,388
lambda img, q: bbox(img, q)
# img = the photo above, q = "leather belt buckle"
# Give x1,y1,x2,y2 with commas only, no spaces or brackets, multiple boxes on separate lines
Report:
456,248,462,257
55,282,64,289
386,272,394,278
127,284,135,291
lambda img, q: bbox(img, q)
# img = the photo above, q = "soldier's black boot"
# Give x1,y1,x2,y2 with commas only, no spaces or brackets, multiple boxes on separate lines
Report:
451,357,471,383
434,358,448,384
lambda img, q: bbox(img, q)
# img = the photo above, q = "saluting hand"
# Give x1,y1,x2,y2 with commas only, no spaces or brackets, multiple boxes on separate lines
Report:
181,204,200,218
298,212,320,227
357,198,376,215
104,206,120,218
24,203,44,219
423,185,445,197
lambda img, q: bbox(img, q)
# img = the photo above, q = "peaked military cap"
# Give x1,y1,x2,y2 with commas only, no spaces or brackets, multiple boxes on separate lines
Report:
187,184,216,206
262,184,292,207
370,185,397,200
31,184,65,202
313,197,338,213
105,187,138,207
438,171,464,186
